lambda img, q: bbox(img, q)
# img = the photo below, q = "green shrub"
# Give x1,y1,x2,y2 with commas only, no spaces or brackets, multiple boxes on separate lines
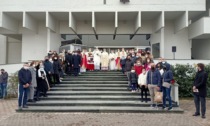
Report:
171,64,210,98
7,71,19,98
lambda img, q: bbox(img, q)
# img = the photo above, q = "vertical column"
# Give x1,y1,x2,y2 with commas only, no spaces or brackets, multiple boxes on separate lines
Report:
160,28,165,58
0,35,7,64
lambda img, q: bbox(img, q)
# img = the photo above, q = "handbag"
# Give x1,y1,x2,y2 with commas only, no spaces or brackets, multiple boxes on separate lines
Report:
163,82,171,88
154,92,163,103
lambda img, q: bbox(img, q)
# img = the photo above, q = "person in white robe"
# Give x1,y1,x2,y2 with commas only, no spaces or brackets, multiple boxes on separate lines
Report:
93,47,101,70
101,49,109,70
120,48,127,59
109,50,116,70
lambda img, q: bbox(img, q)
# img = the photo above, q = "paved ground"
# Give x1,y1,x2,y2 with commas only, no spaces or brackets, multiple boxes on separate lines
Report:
0,99,209,126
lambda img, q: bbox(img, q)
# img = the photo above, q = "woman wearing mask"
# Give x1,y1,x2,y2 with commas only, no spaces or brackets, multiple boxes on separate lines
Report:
138,68,148,102
27,61,37,102
145,57,153,71
37,63,49,99
53,56,61,84
146,63,161,108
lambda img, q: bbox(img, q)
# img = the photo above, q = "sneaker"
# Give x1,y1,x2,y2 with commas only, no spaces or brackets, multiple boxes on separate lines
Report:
18,106,22,110
168,107,173,111
162,106,166,110
23,105,28,108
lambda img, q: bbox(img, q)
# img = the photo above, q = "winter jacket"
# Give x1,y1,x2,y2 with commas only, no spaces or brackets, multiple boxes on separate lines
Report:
146,69,161,87
193,70,208,97
0,72,8,84
163,63,173,83
125,60,133,72
43,60,53,74
72,55,81,68
18,68,32,85
53,60,61,74
134,65,143,76
129,71,138,84
120,59,126,66
29,67,37,87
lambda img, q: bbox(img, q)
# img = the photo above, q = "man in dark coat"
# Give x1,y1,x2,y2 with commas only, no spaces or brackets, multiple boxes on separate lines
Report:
18,63,32,110
53,56,61,84
65,51,73,75
43,56,54,86
193,63,208,119
72,51,81,76
0,69,8,99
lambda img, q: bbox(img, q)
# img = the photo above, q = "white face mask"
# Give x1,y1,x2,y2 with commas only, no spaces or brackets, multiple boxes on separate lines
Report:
131,70,135,72
24,66,29,70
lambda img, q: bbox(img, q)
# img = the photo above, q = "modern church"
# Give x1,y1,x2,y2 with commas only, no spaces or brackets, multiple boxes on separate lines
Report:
0,0,210,65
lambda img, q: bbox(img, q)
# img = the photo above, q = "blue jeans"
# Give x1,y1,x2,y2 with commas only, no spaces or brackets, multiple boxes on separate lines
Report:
0,83,7,98
162,86,172,107
18,84,28,107
131,83,137,91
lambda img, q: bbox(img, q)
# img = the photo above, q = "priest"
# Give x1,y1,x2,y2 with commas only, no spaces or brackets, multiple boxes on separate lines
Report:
93,47,101,71
101,49,109,71
109,50,116,70
115,49,121,70
86,48,94,71
80,49,87,73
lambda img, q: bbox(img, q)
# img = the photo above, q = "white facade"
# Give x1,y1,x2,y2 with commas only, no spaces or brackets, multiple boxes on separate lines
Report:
0,0,210,64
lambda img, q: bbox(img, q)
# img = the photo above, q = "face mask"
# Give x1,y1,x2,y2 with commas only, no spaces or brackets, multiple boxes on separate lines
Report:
24,66,29,70
147,60,150,63
54,58,57,60
151,67,155,70
162,62,165,64
137,62,141,65
131,70,135,72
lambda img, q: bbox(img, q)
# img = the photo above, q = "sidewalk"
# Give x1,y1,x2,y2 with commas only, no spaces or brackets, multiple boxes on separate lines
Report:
0,99,209,126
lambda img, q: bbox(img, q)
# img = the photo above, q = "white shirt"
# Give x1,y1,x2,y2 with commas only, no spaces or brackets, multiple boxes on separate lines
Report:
138,73,147,85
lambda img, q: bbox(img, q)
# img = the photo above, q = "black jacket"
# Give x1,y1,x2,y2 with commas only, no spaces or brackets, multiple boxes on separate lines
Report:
43,60,53,73
0,72,8,84
130,72,138,84
193,70,208,97
72,55,81,68
18,68,32,85
53,60,61,74
120,59,126,66
125,60,133,72
65,54,73,65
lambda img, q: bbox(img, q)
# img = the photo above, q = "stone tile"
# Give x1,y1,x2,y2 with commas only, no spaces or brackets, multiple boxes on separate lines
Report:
0,99,209,126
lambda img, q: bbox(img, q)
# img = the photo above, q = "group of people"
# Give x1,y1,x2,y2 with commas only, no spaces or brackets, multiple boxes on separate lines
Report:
12,47,207,118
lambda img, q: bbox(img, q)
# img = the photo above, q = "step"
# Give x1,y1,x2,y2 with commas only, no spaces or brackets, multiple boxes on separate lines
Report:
47,91,140,95
62,78,128,81
17,106,184,113
27,100,177,107
50,87,128,91
40,95,145,101
78,74,126,77
56,84,128,87
63,76,126,78
60,81,128,84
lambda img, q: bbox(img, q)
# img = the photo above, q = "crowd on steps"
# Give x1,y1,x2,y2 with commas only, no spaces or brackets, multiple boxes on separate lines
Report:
0,47,207,118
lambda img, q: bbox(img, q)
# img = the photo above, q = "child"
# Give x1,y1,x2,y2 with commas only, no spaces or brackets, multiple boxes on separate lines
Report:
138,68,148,102
129,67,138,92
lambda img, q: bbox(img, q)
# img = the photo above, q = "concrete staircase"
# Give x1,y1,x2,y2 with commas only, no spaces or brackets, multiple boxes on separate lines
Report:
17,71,184,113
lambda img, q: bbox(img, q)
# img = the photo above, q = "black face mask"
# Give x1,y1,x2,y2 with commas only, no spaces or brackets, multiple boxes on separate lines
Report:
45,59,49,61
151,67,155,71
